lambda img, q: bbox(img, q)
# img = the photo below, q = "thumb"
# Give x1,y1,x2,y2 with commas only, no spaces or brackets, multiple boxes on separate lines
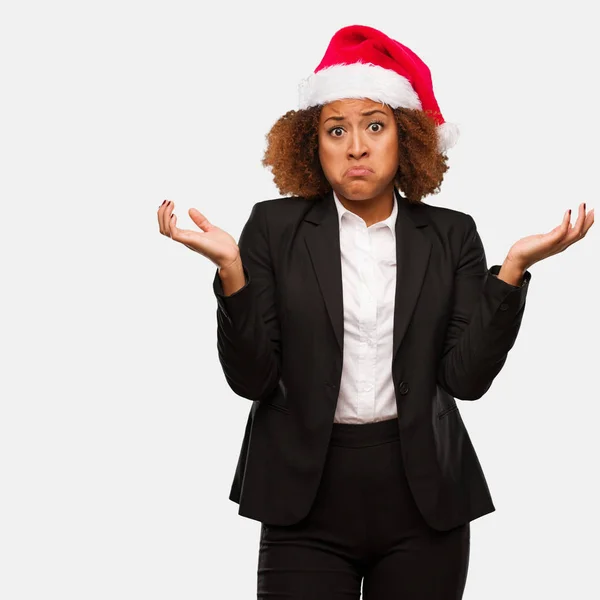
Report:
189,207,215,232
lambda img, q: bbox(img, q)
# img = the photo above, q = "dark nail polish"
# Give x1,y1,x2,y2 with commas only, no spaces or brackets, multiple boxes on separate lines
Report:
583,203,586,210
161,199,166,206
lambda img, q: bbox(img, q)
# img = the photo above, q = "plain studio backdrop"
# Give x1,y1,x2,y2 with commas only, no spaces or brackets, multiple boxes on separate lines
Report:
1,1,598,598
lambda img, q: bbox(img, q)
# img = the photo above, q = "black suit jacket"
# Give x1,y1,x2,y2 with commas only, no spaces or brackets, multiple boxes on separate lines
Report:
212,188,531,531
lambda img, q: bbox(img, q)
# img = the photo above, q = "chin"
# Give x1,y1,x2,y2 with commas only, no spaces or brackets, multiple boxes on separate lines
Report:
336,180,381,201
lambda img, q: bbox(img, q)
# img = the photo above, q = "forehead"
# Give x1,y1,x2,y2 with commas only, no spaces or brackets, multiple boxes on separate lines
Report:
320,98,393,117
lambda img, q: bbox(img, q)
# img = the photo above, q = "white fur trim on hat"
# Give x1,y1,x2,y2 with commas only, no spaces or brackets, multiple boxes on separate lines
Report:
436,121,460,153
298,62,422,110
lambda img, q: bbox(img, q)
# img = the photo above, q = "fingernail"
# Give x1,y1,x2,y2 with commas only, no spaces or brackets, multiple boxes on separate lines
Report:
170,213,174,218
583,203,586,210
161,199,166,206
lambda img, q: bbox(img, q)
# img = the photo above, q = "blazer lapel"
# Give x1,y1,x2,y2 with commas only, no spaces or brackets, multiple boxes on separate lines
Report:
304,190,344,354
303,188,432,361
392,188,432,362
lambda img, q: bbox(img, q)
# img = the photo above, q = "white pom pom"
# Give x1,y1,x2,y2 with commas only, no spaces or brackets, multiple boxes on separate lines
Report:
437,122,460,153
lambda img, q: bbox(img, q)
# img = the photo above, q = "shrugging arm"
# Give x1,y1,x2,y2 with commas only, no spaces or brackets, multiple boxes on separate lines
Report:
436,215,532,400
213,202,281,401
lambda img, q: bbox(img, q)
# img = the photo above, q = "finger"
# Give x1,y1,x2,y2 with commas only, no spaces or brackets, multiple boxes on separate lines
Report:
574,207,595,240
157,199,169,235
581,205,594,234
572,203,587,237
161,200,174,234
563,203,592,248
548,209,572,238
189,207,215,232
584,208,595,234
168,211,177,239
158,199,170,234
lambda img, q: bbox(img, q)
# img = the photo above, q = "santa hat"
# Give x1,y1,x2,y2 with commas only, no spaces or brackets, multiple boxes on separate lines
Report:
298,25,459,153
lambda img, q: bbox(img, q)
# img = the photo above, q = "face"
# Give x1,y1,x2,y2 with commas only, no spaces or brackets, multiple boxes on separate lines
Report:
318,98,399,201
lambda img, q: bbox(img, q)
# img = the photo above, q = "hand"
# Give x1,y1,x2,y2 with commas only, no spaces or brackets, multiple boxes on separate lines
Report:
157,199,240,269
506,203,594,270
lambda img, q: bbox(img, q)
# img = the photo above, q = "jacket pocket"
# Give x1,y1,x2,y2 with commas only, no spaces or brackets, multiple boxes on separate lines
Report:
437,404,459,419
264,401,290,414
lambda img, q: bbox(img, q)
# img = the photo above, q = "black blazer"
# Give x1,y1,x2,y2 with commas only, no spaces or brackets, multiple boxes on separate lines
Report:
212,188,531,531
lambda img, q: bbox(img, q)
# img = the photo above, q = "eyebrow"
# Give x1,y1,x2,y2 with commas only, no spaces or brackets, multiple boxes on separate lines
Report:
324,109,388,124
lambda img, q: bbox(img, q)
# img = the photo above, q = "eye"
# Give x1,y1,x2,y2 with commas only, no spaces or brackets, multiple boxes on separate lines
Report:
369,121,384,132
328,127,344,137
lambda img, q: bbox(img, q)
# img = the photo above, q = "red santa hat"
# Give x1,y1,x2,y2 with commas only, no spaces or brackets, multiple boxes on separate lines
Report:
298,25,459,153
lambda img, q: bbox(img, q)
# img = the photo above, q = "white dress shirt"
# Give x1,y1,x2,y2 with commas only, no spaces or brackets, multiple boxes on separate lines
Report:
332,191,399,424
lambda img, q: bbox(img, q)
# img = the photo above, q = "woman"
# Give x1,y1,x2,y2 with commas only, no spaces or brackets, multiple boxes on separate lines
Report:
157,25,593,599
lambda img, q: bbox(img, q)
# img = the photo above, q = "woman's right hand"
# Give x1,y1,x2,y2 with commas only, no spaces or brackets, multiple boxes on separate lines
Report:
157,199,240,269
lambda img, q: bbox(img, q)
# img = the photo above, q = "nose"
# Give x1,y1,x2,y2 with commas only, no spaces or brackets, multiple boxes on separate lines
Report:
347,131,368,160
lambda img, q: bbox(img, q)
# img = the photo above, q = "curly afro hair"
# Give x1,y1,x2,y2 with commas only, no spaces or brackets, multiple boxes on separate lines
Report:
262,105,450,204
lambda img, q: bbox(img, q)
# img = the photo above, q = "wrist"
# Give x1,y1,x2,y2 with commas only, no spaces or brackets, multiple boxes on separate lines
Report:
218,254,246,296
497,258,527,287
218,252,242,275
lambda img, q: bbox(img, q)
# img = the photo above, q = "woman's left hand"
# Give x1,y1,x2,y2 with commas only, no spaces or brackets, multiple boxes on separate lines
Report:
506,203,594,270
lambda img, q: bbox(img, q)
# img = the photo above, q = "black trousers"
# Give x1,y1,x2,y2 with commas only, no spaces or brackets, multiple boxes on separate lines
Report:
257,417,470,599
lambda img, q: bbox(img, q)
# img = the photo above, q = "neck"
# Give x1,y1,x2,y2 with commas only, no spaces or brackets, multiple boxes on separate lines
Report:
335,184,395,227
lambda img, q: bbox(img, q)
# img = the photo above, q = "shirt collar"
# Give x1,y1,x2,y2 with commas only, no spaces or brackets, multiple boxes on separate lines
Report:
332,189,398,239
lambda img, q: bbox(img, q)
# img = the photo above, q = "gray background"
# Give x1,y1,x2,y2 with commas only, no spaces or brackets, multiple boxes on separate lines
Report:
1,0,598,598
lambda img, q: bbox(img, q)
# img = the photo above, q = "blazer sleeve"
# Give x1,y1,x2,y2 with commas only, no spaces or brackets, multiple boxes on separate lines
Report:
212,201,281,401
436,214,532,401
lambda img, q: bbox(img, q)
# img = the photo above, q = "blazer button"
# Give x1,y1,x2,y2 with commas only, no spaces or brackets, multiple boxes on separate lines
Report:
499,303,509,311
398,381,409,395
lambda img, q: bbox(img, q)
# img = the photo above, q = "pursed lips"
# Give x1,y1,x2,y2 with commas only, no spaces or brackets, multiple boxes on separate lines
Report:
345,165,374,176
